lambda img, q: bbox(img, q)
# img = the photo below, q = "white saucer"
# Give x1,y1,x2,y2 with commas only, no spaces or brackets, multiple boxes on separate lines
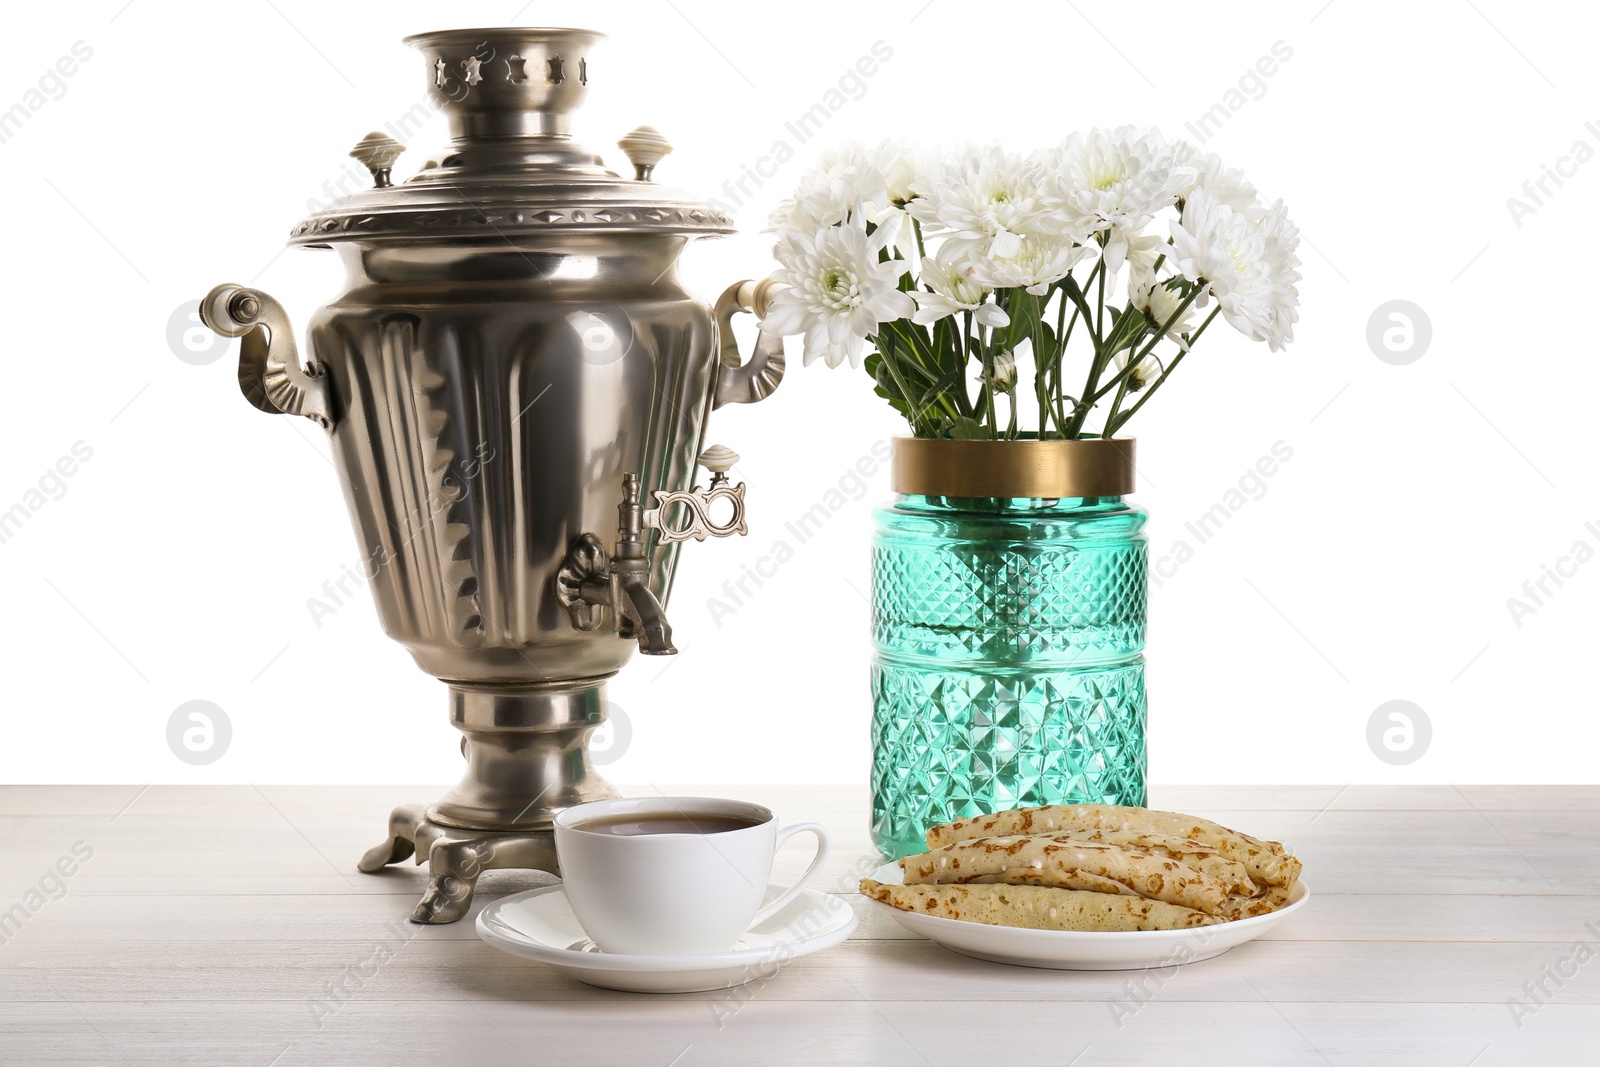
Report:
476,881,858,993
861,861,1309,971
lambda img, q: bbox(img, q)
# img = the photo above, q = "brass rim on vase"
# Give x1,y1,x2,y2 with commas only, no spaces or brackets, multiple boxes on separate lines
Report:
889,437,1137,499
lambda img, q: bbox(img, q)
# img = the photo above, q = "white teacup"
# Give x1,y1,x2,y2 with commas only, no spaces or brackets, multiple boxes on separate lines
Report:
553,796,829,955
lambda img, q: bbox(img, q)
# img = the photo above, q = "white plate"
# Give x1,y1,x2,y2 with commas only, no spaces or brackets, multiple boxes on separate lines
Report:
476,881,858,993
861,861,1309,970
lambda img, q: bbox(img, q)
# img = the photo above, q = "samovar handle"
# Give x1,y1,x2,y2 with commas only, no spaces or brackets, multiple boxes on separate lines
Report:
199,283,335,431
712,279,786,409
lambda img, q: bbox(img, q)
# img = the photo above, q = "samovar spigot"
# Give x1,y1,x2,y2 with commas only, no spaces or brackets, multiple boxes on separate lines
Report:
610,473,676,655
557,447,750,655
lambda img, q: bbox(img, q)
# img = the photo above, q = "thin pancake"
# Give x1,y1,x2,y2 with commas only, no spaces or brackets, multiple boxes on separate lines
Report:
900,834,1232,916
925,805,1300,887
860,878,1218,932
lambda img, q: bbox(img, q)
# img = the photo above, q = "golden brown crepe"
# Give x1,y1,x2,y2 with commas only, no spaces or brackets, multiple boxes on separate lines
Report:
1037,828,1260,895
1223,882,1296,921
860,878,1218,932
900,834,1232,916
925,804,1301,888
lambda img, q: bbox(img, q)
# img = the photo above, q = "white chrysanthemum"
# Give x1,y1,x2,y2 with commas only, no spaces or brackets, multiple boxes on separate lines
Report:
763,215,914,368
1168,143,1258,215
984,348,1018,390
1044,126,1194,272
766,142,889,232
864,139,940,207
906,145,1052,261
911,252,1010,328
1131,273,1198,350
1253,198,1302,349
1113,349,1162,391
965,232,1090,295
1123,232,1171,296
1166,189,1301,352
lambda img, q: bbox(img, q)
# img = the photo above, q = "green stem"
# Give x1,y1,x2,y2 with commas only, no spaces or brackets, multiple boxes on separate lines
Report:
977,316,998,437
1036,353,1049,438
1056,270,1104,438
933,317,974,419
962,310,994,437
1104,373,1131,434
894,324,962,425
1046,288,1070,437
1107,305,1220,435
875,330,925,434
1129,284,1204,365
1095,263,1106,340
1054,285,1084,435
1084,283,1206,406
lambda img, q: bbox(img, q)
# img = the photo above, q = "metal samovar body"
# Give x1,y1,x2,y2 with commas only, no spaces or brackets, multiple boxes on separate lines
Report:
198,28,784,922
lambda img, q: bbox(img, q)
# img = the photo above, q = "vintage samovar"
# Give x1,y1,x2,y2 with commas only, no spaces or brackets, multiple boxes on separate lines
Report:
199,27,784,923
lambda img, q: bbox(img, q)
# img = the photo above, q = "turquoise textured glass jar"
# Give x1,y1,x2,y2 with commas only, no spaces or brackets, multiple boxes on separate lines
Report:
870,438,1148,859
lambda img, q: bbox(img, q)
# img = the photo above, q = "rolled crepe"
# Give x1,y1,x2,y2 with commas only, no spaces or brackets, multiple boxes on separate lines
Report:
1032,828,1259,896
860,878,1217,932
1224,882,1296,921
900,834,1232,916
926,805,1301,888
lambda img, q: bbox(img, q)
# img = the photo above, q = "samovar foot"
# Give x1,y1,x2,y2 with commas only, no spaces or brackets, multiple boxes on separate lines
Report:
357,802,424,871
357,803,560,925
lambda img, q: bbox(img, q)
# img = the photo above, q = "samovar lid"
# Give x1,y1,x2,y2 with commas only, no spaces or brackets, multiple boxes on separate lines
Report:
290,27,734,247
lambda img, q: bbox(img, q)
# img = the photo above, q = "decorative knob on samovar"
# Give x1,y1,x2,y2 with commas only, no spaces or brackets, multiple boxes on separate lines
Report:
617,125,671,181
349,132,405,188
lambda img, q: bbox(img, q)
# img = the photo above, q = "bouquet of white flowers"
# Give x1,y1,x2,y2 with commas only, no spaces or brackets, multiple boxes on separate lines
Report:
759,128,1301,440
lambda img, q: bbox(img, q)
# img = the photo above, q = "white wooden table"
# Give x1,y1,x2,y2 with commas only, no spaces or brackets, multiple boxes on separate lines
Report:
2,784,1597,1066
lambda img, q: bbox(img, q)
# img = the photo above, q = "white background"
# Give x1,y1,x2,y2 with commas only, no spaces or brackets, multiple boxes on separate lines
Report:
2,0,1594,786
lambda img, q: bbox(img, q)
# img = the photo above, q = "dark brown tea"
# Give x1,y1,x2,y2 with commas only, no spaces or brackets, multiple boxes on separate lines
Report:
576,812,760,837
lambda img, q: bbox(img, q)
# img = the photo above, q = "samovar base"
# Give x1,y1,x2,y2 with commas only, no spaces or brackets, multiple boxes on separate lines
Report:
358,803,560,924
356,679,621,923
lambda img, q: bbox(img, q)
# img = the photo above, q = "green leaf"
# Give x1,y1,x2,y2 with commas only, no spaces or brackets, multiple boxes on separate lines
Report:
1034,316,1058,357
948,415,989,440
1102,304,1149,358
919,368,965,405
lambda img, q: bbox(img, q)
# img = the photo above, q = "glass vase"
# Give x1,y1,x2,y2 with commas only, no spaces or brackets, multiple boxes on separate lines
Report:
869,440,1148,859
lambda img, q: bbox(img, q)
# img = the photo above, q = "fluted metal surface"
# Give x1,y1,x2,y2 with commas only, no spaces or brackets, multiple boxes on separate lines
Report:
314,238,717,684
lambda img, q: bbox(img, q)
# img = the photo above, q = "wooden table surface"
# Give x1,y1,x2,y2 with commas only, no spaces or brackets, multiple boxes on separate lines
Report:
2,784,1597,1066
